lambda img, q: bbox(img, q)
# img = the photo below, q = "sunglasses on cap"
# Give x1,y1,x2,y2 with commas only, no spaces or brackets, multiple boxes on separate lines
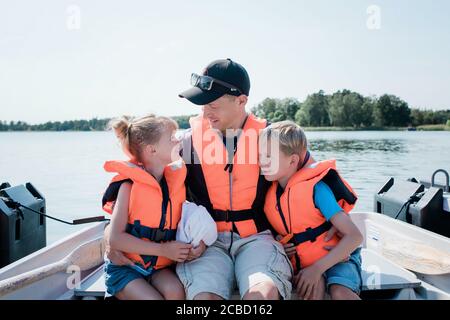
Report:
191,73,243,96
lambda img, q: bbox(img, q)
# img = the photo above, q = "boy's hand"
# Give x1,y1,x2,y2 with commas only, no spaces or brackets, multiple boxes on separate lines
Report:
294,265,324,300
186,240,206,261
162,241,193,262
276,235,297,258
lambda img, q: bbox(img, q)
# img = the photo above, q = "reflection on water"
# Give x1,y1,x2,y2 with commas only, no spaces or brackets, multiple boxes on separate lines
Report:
0,130,449,244
309,139,406,153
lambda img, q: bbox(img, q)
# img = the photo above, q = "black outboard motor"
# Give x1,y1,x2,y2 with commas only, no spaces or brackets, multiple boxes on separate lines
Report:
374,169,450,238
0,182,47,268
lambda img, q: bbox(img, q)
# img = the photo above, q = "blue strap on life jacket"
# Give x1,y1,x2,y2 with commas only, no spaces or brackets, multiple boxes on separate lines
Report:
126,220,177,266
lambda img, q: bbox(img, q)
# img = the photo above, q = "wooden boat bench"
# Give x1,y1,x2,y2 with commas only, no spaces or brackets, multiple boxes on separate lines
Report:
74,248,422,300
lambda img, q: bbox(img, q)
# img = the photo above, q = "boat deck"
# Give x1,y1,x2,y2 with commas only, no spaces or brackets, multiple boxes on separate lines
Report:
74,248,422,300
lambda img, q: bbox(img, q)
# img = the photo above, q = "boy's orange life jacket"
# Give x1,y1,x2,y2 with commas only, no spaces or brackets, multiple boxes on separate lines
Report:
102,160,186,270
189,113,268,238
264,160,357,270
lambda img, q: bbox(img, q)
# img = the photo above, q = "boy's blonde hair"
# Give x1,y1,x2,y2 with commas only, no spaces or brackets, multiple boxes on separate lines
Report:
108,114,178,162
260,120,308,156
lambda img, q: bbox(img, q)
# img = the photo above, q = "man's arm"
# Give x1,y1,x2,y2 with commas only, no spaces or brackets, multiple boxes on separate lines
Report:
104,224,134,266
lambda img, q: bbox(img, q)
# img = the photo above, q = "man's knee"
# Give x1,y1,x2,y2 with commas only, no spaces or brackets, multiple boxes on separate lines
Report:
193,292,224,300
243,281,280,300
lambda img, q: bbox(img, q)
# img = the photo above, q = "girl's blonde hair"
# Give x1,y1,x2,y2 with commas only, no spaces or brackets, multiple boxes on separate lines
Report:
108,114,178,162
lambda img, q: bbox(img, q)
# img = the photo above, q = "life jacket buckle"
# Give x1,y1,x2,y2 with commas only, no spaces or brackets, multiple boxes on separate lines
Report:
278,233,293,245
153,229,168,242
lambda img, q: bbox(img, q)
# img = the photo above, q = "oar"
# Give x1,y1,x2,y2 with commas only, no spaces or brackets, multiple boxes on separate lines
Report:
382,238,450,275
0,236,105,297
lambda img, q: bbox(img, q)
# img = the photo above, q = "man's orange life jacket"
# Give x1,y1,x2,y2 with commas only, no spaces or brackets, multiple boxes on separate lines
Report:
264,160,357,270
189,113,269,238
102,160,186,270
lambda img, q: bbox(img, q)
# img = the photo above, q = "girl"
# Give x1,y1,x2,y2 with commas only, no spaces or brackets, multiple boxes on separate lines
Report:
102,114,192,300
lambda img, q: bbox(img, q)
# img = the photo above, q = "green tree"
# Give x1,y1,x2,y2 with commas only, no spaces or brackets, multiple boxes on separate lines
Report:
251,98,279,120
295,90,330,126
328,90,367,127
373,94,410,127
280,98,301,121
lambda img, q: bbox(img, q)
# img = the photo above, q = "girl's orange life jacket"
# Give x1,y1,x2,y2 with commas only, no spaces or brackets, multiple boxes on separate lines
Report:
102,160,186,270
189,113,268,238
264,160,357,270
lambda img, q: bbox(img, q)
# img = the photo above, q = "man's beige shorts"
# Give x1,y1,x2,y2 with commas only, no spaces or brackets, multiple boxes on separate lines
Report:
176,230,293,300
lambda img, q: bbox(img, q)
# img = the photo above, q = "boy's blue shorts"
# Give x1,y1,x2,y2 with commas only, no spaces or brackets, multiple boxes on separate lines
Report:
324,248,362,294
104,259,154,297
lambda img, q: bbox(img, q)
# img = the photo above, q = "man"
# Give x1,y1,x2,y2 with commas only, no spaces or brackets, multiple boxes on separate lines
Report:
175,58,293,300
105,58,293,300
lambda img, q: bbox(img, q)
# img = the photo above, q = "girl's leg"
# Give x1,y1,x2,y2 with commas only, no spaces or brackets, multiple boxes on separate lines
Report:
115,278,164,300
329,284,361,300
151,268,186,300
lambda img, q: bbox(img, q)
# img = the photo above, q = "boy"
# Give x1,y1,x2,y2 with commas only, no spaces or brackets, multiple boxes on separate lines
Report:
259,121,363,300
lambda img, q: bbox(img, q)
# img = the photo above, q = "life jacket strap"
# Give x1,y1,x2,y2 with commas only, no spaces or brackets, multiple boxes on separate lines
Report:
210,209,254,223
126,221,177,242
127,221,177,267
291,221,332,246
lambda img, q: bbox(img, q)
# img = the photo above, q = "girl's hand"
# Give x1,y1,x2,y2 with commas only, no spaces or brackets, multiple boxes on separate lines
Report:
162,241,193,262
294,265,324,300
276,235,297,258
186,240,206,261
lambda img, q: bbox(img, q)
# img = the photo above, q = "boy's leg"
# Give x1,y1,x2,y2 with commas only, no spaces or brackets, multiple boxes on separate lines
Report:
329,284,361,300
324,248,362,300
176,233,235,300
150,267,185,300
234,230,293,300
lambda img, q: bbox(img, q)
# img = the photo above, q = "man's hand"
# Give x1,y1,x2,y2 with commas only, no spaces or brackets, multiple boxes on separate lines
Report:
276,235,296,258
186,240,207,261
323,226,350,262
104,224,134,266
105,243,134,266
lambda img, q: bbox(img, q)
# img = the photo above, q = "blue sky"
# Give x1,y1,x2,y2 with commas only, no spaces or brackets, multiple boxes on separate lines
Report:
1,0,449,124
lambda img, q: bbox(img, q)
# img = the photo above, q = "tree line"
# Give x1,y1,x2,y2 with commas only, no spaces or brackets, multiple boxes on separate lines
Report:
1,90,449,131
0,116,195,131
251,90,450,128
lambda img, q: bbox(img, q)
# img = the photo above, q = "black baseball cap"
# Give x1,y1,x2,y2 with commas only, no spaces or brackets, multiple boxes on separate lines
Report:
179,58,250,105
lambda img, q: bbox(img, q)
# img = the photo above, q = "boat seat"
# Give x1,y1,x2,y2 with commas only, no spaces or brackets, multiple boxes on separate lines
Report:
360,248,421,291
74,248,422,299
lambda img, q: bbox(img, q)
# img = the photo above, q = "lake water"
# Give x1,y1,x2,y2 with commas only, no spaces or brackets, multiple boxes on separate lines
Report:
1,131,449,244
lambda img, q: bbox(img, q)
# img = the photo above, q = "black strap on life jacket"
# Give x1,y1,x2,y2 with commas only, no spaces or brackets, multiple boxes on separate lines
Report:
126,220,177,265
102,179,133,209
209,209,255,222
291,221,332,246
276,184,290,234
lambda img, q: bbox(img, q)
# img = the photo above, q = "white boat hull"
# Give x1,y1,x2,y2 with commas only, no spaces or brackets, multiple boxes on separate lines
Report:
0,213,449,300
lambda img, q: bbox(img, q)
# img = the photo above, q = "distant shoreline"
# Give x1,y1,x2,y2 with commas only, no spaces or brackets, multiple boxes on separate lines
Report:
303,124,450,131
1,125,449,132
